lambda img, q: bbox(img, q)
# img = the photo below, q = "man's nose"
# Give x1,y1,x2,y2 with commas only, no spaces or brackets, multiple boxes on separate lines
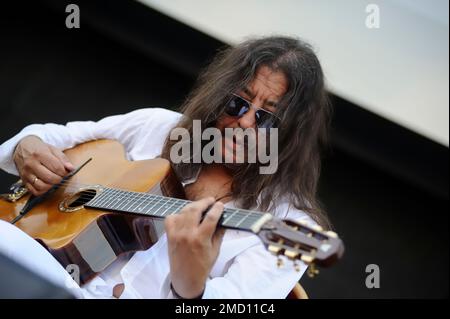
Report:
238,108,257,129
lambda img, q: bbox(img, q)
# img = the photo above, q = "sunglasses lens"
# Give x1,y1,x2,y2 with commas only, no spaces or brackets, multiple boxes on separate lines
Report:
256,110,279,129
225,95,279,129
226,96,250,116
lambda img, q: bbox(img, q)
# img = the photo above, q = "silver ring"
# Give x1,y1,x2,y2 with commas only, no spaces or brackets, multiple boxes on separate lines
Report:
32,176,38,185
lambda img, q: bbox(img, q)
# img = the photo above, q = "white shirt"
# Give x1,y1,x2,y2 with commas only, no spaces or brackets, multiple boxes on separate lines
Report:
0,107,313,299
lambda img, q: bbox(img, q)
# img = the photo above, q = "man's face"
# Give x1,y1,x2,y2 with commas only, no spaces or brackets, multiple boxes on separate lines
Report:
215,65,288,163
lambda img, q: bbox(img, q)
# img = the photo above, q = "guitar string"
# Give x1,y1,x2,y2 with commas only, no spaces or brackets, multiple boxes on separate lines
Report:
15,181,327,251
17,182,322,262
42,180,185,205
29,179,187,205
32,184,264,230
19,179,267,225
14,177,331,258
24,170,233,208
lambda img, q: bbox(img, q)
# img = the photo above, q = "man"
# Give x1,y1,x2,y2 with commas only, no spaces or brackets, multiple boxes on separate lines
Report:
0,36,331,298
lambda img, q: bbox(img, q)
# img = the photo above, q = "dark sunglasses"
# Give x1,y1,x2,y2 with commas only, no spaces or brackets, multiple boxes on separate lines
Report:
224,94,280,129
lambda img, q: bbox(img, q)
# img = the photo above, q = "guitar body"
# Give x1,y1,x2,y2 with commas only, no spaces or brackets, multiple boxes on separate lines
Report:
0,139,183,284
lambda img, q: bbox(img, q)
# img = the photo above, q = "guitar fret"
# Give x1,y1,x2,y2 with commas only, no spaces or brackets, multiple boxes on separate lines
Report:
108,190,125,211
220,209,263,231
129,192,148,212
146,196,165,216
124,191,141,212
98,188,115,208
132,198,145,213
151,197,171,216
127,192,153,215
137,195,157,214
142,196,164,216
222,209,238,225
170,201,186,215
105,189,122,210
125,191,141,212
160,198,178,216
116,191,135,212
95,189,109,206
234,213,249,228
113,189,129,210
239,213,263,230
133,193,152,214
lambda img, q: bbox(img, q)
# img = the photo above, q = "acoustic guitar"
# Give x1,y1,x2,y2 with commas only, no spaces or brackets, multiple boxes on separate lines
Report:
0,140,344,285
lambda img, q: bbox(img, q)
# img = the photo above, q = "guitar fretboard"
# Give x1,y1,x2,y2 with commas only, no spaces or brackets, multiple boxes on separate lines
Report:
85,187,271,233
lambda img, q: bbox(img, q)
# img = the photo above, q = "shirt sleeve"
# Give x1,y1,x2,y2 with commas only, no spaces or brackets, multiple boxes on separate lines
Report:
0,108,166,175
202,242,308,299
198,204,314,299
161,241,308,299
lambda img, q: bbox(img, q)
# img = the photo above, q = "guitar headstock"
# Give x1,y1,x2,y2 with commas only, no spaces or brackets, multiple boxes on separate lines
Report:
257,218,344,276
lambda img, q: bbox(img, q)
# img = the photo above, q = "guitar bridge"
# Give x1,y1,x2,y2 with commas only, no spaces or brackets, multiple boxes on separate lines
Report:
0,180,29,202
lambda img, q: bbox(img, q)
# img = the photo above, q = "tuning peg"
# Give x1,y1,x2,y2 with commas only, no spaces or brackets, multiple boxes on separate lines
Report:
311,224,323,232
297,220,308,226
268,245,282,254
293,260,301,272
325,230,338,238
307,264,319,278
277,257,284,268
300,255,314,264
284,250,298,259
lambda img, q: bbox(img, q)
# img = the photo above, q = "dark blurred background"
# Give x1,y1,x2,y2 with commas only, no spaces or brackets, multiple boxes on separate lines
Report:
0,0,448,298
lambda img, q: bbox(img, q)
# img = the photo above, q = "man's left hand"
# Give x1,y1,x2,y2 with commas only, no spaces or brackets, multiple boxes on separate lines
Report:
165,197,225,298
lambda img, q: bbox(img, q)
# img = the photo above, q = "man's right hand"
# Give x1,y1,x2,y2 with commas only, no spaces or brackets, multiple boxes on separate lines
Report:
13,135,74,196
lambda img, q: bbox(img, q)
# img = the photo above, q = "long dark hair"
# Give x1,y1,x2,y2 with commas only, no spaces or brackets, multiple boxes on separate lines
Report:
161,36,332,229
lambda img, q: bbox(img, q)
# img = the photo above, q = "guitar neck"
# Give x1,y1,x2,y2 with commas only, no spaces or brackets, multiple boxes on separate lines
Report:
85,187,272,233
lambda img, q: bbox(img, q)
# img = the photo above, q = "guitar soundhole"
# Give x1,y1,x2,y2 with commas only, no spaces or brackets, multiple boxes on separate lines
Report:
59,188,99,213
68,190,96,208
